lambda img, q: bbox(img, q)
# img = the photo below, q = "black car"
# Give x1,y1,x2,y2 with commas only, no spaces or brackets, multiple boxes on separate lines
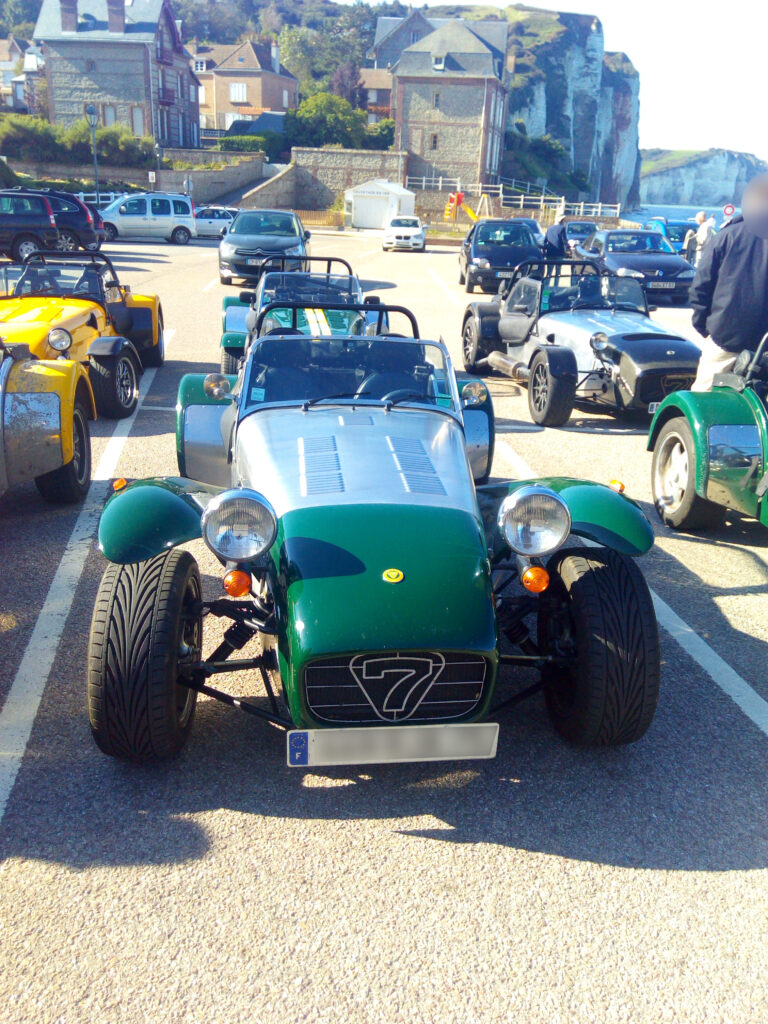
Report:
458,218,542,294
8,187,100,251
576,229,695,305
0,190,59,260
218,208,311,285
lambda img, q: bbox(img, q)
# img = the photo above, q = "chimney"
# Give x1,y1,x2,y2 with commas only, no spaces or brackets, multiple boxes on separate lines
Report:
107,0,125,34
270,41,279,74
60,0,77,32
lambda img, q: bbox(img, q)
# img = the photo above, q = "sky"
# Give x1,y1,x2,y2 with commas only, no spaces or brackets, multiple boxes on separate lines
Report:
418,0,766,158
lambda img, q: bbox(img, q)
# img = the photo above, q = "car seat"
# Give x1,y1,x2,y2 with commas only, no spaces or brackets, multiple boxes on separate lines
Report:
575,276,607,306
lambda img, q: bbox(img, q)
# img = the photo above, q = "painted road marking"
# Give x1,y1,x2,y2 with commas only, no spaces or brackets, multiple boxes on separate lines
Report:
494,438,768,739
203,278,218,292
427,266,463,307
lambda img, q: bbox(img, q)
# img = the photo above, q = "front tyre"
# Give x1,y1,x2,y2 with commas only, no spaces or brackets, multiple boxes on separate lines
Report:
462,318,482,372
87,550,202,761
651,416,725,530
538,548,660,746
12,234,42,261
527,351,575,427
220,348,240,375
34,400,91,503
89,352,139,418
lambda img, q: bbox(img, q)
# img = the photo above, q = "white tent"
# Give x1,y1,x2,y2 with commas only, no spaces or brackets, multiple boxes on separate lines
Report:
344,179,415,229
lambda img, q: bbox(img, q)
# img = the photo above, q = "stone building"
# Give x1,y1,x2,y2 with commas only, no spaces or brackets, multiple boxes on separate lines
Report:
33,0,200,146
392,20,508,184
0,36,29,111
369,11,508,73
192,39,298,132
359,68,392,124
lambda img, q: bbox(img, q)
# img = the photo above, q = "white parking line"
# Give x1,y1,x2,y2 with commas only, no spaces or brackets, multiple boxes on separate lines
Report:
0,368,161,824
494,438,768,739
427,266,462,307
203,278,218,292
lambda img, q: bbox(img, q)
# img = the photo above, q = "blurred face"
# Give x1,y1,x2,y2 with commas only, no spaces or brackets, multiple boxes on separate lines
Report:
696,213,706,224
743,173,768,238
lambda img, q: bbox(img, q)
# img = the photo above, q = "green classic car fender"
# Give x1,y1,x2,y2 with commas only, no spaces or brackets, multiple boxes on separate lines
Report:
98,477,222,563
220,329,248,354
477,478,654,558
648,388,765,509
269,503,499,728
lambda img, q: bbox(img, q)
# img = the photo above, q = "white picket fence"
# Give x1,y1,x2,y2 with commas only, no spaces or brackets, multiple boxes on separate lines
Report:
74,191,125,208
403,176,621,218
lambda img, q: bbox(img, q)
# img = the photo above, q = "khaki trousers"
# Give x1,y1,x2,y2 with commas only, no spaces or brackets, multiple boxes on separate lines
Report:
691,336,737,391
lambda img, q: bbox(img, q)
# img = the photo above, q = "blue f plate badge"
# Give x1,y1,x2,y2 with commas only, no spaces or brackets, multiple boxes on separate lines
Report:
286,723,499,767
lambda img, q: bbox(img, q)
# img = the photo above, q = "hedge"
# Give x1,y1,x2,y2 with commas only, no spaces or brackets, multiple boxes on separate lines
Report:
0,114,158,169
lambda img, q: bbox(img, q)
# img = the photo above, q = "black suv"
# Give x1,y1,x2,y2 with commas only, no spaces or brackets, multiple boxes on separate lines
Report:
8,187,100,251
0,191,60,260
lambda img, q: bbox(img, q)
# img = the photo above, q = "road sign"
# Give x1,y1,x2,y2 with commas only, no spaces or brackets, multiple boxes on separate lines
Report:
723,203,735,217
148,170,156,183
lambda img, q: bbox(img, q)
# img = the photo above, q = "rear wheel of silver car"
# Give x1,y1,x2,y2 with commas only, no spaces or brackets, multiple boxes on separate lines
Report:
538,547,660,746
651,416,725,530
527,352,575,427
88,549,201,761
12,234,42,261
103,223,118,242
90,352,139,419
34,399,91,504
57,228,80,251
171,227,191,245
142,308,165,367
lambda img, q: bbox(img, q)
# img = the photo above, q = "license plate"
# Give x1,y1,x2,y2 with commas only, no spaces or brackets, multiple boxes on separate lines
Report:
647,281,675,289
496,271,514,278
286,722,499,767
246,258,261,266
648,402,660,414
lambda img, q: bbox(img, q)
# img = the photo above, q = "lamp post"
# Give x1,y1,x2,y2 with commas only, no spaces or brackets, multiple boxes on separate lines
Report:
84,103,100,206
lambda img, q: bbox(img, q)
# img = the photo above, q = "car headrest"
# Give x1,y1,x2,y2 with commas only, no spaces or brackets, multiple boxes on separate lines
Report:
369,340,422,373
254,337,311,367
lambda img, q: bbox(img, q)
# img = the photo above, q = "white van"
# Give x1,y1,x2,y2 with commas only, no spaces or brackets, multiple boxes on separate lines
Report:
101,192,197,245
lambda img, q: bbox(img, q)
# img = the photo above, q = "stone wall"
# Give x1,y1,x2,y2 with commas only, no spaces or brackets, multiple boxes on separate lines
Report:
291,147,407,193
46,40,148,129
163,149,264,167
238,163,299,208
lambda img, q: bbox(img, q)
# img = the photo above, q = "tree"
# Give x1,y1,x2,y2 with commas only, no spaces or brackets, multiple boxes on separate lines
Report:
329,62,363,108
285,93,366,149
259,2,283,37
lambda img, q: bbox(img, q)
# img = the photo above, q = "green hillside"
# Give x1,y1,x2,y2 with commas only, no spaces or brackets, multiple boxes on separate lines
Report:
641,149,708,176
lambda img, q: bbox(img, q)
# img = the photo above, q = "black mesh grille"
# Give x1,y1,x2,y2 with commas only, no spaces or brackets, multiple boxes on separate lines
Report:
637,371,696,404
304,652,488,724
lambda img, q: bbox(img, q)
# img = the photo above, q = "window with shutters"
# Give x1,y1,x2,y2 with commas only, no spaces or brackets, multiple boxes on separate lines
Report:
229,82,247,103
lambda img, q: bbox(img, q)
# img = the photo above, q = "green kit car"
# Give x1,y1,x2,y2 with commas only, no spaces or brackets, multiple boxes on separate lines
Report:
88,303,661,767
649,333,768,531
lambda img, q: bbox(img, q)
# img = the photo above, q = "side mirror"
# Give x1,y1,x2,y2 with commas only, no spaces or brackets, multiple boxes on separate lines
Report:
364,295,380,305
304,230,311,241
647,305,658,312
512,303,529,314
203,373,233,400
105,279,119,290
220,226,228,237
239,290,256,305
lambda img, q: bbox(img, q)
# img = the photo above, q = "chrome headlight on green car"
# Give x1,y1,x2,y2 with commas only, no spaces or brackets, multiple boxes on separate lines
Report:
48,327,72,352
497,486,571,557
202,489,277,562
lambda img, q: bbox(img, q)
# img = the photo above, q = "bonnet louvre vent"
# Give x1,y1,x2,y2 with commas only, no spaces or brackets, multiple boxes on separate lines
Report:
387,436,446,496
299,436,344,495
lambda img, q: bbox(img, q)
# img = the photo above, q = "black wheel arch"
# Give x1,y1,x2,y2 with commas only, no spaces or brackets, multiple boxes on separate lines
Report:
88,335,143,375
529,343,578,382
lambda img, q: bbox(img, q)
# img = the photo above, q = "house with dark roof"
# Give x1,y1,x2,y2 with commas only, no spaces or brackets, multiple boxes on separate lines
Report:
191,39,297,132
359,67,392,124
33,0,200,146
392,20,508,184
369,11,508,71
0,36,29,110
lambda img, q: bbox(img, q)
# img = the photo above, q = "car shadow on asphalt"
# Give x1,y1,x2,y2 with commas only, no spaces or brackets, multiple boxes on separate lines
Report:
2,553,767,874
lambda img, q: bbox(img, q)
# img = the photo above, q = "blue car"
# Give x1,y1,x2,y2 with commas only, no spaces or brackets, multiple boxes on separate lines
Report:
643,217,697,255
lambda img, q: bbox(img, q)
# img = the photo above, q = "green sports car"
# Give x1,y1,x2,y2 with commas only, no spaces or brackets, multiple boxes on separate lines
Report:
88,305,661,767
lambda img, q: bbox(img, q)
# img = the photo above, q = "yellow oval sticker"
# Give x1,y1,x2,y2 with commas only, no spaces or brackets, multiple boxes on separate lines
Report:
382,568,404,584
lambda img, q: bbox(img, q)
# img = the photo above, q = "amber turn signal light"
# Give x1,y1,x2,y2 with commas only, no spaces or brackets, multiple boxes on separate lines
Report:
609,479,625,493
112,477,127,491
223,570,251,597
521,566,549,593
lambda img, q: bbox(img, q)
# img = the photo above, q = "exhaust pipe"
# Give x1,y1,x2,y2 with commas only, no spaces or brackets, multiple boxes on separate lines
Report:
485,351,530,382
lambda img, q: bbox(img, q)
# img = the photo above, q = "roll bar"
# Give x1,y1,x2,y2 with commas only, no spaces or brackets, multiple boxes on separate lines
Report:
254,301,420,338
258,255,355,276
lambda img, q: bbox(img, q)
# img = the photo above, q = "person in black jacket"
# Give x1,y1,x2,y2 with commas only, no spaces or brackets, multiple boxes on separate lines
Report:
544,214,568,259
689,213,768,389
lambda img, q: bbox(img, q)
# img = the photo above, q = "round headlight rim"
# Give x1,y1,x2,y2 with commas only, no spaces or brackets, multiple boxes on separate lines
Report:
201,487,278,563
48,327,72,353
497,484,572,558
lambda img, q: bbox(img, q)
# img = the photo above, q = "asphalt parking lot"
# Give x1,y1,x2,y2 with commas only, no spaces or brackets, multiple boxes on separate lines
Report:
1,233,767,1024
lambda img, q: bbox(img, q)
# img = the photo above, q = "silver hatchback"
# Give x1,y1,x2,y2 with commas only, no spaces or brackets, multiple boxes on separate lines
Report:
101,192,198,245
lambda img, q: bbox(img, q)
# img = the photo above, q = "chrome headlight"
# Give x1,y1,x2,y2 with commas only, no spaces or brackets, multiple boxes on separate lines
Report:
220,242,236,257
48,327,72,352
284,245,303,256
473,257,491,268
202,489,277,562
497,486,571,557
677,269,695,280
616,267,644,279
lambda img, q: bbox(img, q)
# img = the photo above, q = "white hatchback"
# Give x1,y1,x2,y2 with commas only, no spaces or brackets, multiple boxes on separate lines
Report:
382,216,425,252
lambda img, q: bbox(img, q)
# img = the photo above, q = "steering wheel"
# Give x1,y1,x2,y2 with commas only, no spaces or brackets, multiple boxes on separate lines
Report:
382,388,426,403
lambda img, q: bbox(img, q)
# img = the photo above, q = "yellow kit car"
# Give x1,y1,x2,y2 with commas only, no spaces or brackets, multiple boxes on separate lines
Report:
0,251,165,418
0,338,95,503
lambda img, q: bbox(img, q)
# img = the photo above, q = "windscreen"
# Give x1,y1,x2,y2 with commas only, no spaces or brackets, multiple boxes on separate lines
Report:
665,223,694,243
538,267,646,315
243,337,456,412
9,260,107,299
230,212,299,237
390,218,420,228
566,223,595,238
606,232,676,254
475,222,536,247
258,272,360,309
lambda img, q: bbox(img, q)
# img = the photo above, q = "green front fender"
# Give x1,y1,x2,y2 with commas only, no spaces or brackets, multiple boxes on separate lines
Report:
477,478,654,557
98,477,221,563
220,330,247,352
